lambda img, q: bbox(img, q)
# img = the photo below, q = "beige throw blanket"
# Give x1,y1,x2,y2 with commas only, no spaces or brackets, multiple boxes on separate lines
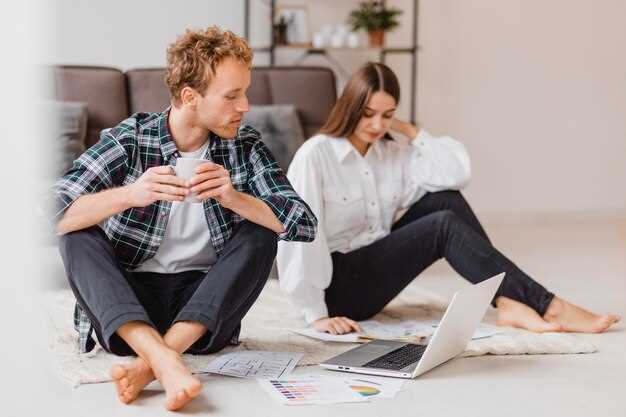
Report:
45,280,597,388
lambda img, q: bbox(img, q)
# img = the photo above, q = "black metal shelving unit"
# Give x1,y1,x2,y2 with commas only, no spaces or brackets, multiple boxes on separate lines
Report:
243,0,419,123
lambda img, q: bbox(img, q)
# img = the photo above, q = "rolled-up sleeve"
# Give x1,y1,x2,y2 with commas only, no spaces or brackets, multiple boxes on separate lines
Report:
400,129,471,209
248,140,318,242
49,130,129,225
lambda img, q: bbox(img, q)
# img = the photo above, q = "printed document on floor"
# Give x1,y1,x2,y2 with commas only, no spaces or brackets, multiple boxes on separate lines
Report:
339,375,406,400
205,351,303,379
258,376,369,405
292,320,501,343
290,328,362,342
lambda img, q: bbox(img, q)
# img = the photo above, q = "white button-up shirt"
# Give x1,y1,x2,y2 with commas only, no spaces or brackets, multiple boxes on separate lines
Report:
276,130,471,323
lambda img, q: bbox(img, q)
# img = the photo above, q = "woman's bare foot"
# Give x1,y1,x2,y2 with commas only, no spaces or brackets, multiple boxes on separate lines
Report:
110,358,155,404
496,296,562,333
149,348,202,411
543,296,621,333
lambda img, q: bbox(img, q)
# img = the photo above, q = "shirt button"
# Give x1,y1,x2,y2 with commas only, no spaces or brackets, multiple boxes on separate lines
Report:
371,202,376,206
343,197,347,202
365,171,369,176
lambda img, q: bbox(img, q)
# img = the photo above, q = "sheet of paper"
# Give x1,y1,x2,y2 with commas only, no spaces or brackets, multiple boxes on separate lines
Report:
290,328,361,343
340,375,405,400
425,320,501,340
205,351,303,379
292,320,432,343
258,376,369,405
291,320,500,344
359,320,434,338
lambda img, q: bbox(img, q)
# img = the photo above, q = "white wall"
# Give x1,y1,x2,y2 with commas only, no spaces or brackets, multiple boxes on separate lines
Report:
47,0,626,217
1,1,51,413
418,0,626,217
46,0,244,69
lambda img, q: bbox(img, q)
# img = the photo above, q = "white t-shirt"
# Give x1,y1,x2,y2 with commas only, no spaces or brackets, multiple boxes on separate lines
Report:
136,141,217,274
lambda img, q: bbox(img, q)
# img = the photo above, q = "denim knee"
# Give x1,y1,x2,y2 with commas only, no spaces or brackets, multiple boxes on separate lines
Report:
432,209,458,226
431,209,461,248
243,222,278,257
58,226,101,261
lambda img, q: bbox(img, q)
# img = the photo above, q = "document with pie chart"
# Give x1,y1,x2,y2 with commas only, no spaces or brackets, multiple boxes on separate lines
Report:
258,375,405,405
343,375,405,400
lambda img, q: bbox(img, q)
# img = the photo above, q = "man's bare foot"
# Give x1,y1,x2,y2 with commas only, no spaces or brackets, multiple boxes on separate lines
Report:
543,296,621,333
149,348,202,411
110,358,155,404
496,296,562,333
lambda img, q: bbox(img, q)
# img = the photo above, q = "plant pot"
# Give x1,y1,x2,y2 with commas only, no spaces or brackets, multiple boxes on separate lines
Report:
368,30,385,47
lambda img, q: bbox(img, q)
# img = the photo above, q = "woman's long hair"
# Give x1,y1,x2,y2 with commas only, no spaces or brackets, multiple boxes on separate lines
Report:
319,62,400,138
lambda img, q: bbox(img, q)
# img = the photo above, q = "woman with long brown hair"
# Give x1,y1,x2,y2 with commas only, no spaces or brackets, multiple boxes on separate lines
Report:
277,62,619,335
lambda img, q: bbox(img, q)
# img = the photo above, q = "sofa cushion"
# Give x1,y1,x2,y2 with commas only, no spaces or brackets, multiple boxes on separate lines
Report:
37,101,88,246
52,66,128,147
48,101,88,177
252,67,337,138
243,105,306,170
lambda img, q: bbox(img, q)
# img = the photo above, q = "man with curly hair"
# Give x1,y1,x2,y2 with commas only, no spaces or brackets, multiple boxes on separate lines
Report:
52,26,317,411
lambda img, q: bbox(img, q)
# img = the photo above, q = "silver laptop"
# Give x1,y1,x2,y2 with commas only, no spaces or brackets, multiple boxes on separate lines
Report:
319,273,505,379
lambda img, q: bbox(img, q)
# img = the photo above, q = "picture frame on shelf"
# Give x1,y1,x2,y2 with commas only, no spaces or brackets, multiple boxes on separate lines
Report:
276,4,311,46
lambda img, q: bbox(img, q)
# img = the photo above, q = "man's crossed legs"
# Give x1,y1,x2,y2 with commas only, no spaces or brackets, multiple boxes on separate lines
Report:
59,221,277,411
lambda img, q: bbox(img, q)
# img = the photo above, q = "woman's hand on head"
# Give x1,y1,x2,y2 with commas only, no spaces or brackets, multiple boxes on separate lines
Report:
311,316,363,335
390,118,420,139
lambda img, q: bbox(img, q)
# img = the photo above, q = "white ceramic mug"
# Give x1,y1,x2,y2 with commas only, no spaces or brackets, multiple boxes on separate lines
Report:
173,157,209,203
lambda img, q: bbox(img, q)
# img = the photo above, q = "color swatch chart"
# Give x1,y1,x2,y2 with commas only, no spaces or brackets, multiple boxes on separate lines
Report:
259,377,367,405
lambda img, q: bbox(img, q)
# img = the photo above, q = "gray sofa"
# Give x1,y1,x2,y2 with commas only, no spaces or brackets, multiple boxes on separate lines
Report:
50,65,337,148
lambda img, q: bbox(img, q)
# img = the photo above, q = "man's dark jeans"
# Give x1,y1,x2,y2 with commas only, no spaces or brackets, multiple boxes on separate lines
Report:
326,191,555,320
59,221,277,356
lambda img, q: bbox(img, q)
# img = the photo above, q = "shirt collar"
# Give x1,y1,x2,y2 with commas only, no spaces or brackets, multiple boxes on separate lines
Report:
329,136,385,163
369,139,384,160
157,107,179,161
328,137,356,163
158,107,225,161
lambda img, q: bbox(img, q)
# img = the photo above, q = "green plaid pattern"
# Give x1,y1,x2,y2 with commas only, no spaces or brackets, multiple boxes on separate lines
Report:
53,108,317,352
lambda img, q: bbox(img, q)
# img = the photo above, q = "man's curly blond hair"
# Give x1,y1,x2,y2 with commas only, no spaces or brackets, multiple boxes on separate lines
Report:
166,26,253,106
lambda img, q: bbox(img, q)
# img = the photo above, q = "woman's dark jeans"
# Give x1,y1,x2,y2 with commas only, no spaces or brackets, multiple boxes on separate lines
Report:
326,191,555,320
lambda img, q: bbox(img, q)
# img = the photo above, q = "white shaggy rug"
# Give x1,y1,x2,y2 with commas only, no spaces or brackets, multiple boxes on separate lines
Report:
45,279,597,388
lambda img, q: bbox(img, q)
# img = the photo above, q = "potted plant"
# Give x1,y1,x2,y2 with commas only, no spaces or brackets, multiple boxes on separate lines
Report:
347,1,402,47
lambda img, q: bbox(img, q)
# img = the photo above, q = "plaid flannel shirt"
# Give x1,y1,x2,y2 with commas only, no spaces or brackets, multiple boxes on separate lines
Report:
53,108,317,353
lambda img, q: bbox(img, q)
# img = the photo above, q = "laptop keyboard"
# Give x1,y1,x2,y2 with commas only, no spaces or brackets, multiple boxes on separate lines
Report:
362,343,428,370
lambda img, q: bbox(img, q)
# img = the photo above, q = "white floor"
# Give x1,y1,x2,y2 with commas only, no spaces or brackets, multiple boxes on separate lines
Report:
30,217,626,416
